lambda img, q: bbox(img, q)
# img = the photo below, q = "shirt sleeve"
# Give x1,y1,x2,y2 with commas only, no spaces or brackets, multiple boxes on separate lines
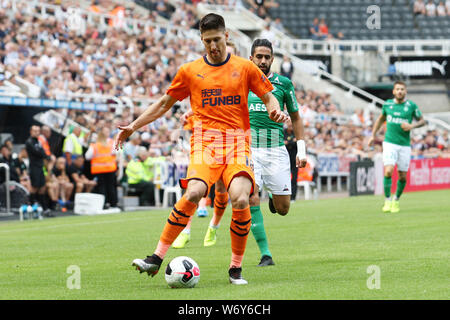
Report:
64,138,74,153
284,80,299,113
381,103,387,116
247,62,274,98
84,145,94,160
166,65,190,101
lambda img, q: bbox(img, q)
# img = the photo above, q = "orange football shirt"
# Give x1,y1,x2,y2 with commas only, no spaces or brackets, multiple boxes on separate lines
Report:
167,53,273,134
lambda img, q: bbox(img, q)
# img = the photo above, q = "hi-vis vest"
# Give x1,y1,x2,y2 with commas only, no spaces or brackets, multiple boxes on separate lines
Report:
63,133,83,155
297,161,313,182
125,160,151,185
90,140,117,174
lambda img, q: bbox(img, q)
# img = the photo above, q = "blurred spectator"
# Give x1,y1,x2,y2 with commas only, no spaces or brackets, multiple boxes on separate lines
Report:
446,0,450,15
63,126,84,165
67,154,97,194
259,22,276,44
318,18,331,40
436,1,447,15
309,17,325,40
247,0,279,19
51,157,74,211
436,130,448,150
414,0,426,15
125,146,155,206
123,132,141,162
270,17,285,33
38,125,52,157
335,31,345,41
85,127,118,209
0,143,20,183
350,108,372,127
284,119,298,201
425,0,437,16
280,55,294,79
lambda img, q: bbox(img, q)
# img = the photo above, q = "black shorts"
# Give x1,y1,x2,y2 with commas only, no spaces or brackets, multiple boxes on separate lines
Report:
29,166,46,188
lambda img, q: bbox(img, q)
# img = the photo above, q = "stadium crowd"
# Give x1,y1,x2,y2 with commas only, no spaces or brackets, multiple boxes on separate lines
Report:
414,0,450,16
1,0,449,216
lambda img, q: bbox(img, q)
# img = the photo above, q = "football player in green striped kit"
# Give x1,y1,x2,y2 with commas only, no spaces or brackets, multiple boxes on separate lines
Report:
368,81,426,213
203,39,307,266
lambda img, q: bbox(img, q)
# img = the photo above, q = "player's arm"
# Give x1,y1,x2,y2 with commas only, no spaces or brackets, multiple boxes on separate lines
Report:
260,92,288,123
368,113,387,146
289,111,307,168
114,94,177,150
401,115,426,132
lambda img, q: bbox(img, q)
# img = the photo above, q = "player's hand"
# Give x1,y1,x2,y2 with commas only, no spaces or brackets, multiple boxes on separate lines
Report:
114,125,134,150
269,109,288,123
180,110,193,126
296,157,307,168
401,122,413,132
367,136,375,147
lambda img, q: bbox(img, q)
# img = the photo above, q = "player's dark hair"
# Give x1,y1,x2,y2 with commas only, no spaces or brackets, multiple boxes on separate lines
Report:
251,39,273,56
393,80,406,88
199,13,226,34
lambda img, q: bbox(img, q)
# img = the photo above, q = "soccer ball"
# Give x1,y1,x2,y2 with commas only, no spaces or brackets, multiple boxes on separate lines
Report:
165,256,200,288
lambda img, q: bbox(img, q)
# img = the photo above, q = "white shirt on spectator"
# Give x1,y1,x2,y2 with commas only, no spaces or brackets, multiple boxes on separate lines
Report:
260,27,276,44
426,2,436,16
39,54,57,72
437,3,447,15
446,0,450,13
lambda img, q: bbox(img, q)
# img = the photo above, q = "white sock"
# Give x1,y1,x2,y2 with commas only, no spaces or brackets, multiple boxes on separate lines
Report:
209,222,219,229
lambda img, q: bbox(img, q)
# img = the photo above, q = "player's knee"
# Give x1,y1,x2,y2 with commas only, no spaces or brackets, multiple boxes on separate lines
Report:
231,195,249,209
249,192,260,207
184,188,204,204
276,203,290,216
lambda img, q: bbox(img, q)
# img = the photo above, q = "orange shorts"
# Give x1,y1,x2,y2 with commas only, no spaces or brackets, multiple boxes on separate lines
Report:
179,146,255,197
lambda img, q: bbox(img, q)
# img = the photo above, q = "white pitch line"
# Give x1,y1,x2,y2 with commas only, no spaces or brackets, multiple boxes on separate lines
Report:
0,216,152,234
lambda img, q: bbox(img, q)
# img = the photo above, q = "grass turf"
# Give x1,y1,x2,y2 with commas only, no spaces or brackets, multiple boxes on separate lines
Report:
0,190,448,300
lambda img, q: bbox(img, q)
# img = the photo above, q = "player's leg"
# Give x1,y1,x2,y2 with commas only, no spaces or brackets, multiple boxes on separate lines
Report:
391,170,407,213
271,195,291,216
249,184,274,267
391,146,410,213
382,165,395,212
172,216,193,248
132,179,205,276
382,142,398,212
265,146,292,216
227,175,252,284
196,197,209,217
204,179,229,247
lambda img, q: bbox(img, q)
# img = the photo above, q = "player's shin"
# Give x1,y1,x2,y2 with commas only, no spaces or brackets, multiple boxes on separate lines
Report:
229,206,251,268
250,206,271,258
155,195,198,259
211,191,229,226
383,176,392,199
395,179,407,199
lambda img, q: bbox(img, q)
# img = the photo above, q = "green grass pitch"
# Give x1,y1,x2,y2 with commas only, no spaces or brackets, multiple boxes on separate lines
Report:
0,190,449,300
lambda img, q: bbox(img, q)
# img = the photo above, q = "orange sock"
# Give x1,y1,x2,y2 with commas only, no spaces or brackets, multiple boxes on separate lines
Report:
156,196,197,259
229,206,251,268
211,191,229,226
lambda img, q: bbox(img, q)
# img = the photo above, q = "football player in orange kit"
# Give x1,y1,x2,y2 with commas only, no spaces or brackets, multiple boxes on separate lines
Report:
114,13,287,285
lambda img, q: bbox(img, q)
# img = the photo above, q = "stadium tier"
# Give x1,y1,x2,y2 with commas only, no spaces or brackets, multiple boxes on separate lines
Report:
268,0,450,40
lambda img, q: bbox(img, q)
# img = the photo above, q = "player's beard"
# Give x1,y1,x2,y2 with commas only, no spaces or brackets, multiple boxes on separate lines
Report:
395,93,406,102
259,64,271,76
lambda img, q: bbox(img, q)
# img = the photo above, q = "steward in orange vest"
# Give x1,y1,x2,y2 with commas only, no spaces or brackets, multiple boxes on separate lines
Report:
90,139,117,175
